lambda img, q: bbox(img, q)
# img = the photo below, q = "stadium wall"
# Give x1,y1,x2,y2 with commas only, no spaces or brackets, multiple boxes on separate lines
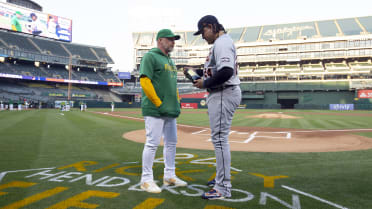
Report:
240,81,372,110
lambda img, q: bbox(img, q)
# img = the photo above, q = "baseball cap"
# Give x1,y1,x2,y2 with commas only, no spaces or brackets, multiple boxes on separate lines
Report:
194,15,220,36
156,29,180,41
15,11,23,15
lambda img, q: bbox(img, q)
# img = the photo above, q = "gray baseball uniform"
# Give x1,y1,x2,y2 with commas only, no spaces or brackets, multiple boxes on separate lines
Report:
203,33,241,197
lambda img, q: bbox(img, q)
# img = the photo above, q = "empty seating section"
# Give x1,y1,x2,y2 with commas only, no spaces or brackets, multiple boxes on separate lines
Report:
100,71,120,82
0,63,16,74
298,22,317,38
241,26,260,43
93,47,114,63
77,69,102,81
193,36,207,46
0,31,114,64
32,38,69,57
325,63,350,72
317,20,339,37
357,16,372,33
62,43,97,61
349,62,372,72
132,33,140,45
337,18,362,36
302,64,324,73
138,33,154,45
0,39,5,48
45,65,70,79
175,32,186,45
228,28,244,43
13,64,46,77
254,66,274,74
261,25,279,41
185,32,197,45
1,61,117,82
260,22,316,41
0,31,39,52
238,66,254,77
276,65,301,72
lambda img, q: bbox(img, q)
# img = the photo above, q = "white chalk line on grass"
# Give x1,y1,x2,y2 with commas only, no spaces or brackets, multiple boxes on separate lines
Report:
94,112,372,134
282,185,349,209
289,128,372,133
94,112,201,129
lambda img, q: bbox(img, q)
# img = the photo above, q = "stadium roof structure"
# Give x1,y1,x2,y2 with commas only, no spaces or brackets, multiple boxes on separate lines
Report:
133,16,372,46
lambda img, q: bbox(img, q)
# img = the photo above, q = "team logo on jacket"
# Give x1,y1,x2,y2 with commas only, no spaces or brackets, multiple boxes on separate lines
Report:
221,57,230,62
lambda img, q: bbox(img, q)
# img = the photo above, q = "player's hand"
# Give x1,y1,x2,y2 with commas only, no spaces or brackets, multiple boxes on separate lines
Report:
183,68,188,75
193,78,204,89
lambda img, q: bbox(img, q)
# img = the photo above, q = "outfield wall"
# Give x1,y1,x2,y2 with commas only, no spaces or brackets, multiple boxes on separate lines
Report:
240,81,372,110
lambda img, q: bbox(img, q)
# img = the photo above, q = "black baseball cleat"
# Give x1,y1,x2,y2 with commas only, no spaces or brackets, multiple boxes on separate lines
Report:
207,179,216,187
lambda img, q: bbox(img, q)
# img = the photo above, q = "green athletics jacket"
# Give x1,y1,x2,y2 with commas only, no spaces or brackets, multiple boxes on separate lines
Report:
140,48,180,118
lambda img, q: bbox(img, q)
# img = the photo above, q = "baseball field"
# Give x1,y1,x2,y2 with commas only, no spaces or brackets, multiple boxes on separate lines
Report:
1,108,372,209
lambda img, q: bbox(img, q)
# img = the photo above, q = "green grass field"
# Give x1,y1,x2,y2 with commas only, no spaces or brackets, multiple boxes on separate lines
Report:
1,108,372,209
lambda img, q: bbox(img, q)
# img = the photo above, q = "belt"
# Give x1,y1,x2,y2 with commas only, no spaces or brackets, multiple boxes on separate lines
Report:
207,85,235,93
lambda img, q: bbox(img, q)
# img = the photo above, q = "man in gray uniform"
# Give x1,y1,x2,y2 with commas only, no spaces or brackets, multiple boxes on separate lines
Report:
190,15,241,199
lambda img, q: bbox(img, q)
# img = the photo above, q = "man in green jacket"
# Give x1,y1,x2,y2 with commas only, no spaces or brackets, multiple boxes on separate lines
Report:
11,11,23,32
139,29,187,193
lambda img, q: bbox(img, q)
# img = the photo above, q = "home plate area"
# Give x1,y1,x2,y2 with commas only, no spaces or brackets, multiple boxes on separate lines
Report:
123,126,372,153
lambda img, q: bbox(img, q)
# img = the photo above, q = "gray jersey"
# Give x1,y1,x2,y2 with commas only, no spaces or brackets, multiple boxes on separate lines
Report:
203,34,240,87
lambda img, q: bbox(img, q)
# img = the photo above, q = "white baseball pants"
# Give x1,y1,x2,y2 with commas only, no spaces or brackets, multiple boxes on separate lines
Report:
141,116,178,183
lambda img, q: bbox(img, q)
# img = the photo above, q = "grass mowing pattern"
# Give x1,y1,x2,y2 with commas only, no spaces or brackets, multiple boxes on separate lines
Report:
0,108,372,209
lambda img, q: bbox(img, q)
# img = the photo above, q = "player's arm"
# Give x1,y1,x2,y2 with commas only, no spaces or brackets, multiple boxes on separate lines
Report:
140,76,162,107
177,89,180,103
203,67,233,88
195,69,204,76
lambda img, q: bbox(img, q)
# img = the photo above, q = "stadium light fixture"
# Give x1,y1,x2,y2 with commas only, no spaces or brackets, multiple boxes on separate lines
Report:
0,57,4,63
65,65,69,70
47,65,50,68
34,61,40,67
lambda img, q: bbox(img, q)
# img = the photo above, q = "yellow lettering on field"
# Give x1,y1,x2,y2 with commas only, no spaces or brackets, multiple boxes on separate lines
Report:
1,187,68,209
174,169,205,181
0,181,36,196
58,161,98,172
133,198,165,209
115,165,142,176
249,173,289,188
159,168,205,182
93,163,120,173
204,205,236,209
46,190,119,209
208,173,216,182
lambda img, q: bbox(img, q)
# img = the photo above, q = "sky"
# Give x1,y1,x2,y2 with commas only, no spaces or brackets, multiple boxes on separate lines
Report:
33,0,372,72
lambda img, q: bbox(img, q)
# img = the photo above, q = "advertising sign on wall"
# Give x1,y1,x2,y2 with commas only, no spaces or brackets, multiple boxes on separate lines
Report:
0,2,72,42
118,72,131,79
181,103,198,109
329,104,354,111
358,90,372,99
